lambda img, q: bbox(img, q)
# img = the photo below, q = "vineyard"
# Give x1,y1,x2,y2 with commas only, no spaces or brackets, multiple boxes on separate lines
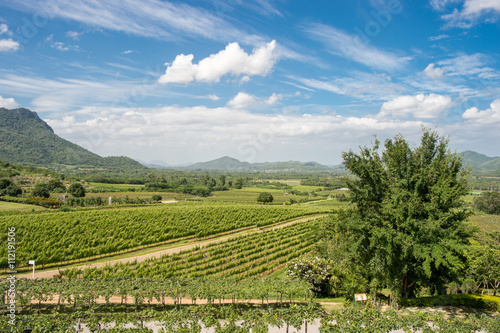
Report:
62,219,320,279
1,278,499,332
0,203,329,268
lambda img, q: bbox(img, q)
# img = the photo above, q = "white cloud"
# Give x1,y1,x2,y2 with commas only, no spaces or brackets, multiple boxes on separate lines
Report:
239,75,251,84
462,99,500,122
428,34,450,41
158,40,278,84
45,35,79,52
437,53,498,78
41,101,500,165
0,25,19,51
227,92,256,109
66,31,82,41
6,0,249,42
379,94,454,119
52,42,70,52
207,94,220,101
441,0,500,28
0,39,20,52
45,105,429,164
303,23,409,71
0,24,9,35
423,63,445,79
289,72,405,102
0,96,19,109
266,93,283,105
430,0,462,11
122,50,134,55
0,73,157,112
462,0,500,15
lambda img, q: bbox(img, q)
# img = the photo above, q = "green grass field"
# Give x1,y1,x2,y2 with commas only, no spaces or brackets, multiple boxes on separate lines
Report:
468,214,500,233
0,201,46,211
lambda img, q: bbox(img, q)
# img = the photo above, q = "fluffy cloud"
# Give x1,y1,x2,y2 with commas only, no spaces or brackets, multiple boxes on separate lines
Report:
303,23,410,71
0,96,19,109
227,92,256,109
43,102,500,165
266,93,283,105
207,94,220,101
0,24,19,52
158,41,278,84
45,105,427,164
379,94,453,119
423,63,445,79
462,99,500,122
441,0,500,28
0,39,20,52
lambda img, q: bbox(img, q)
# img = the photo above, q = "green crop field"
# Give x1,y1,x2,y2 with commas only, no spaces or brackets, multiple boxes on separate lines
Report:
0,201,46,211
63,218,322,279
0,203,330,268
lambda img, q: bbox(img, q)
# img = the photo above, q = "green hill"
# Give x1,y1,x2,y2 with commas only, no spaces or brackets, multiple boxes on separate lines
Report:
0,108,146,170
186,156,254,170
460,150,495,169
460,150,500,174
186,156,338,171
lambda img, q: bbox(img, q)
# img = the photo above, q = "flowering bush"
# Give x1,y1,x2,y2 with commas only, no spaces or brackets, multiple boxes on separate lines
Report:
287,255,332,296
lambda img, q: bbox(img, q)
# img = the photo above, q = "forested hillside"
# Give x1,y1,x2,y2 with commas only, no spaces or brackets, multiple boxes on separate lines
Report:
0,107,146,170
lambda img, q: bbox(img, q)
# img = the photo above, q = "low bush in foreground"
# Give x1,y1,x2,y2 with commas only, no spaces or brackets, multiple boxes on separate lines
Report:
401,294,500,311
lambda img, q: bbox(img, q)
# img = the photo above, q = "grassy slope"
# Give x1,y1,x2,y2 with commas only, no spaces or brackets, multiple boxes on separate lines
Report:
0,201,46,211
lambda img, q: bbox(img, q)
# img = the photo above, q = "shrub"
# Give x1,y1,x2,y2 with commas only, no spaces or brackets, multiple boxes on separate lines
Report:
0,184,22,197
68,183,86,198
25,197,61,208
401,294,499,311
287,256,332,296
0,178,13,189
152,194,162,202
474,191,500,215
31,183,50,198
257,192,274,204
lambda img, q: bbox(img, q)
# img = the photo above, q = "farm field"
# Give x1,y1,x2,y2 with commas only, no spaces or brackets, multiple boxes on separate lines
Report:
0,200,46,212
1,180,499,332
61,217,323,279
0,199,333,270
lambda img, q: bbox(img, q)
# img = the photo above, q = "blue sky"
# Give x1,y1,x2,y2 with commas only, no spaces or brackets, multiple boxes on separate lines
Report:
0,0,499,165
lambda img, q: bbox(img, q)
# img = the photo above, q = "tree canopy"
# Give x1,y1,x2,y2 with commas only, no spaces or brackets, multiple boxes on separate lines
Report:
31,183,50,198
473,191,500,215
68,182,86,198
257,192,274,204
320,129,473,303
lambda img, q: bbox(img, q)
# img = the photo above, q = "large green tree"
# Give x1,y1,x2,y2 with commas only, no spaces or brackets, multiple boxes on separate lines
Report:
257,192,274,204
68,182,86,198
321,129,473,303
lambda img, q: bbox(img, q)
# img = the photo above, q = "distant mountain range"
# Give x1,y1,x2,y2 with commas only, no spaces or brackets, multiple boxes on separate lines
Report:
1,107,498,174
183,152,500,173
185,156,343,171
0,107,146,170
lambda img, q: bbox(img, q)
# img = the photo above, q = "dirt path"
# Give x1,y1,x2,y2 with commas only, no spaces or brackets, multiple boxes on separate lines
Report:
17,214,327,279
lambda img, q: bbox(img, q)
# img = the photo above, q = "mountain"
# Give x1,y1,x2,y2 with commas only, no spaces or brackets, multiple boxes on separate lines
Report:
459,150,500,174
186,156,254,170
185,156,340,171
0,107,146,170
